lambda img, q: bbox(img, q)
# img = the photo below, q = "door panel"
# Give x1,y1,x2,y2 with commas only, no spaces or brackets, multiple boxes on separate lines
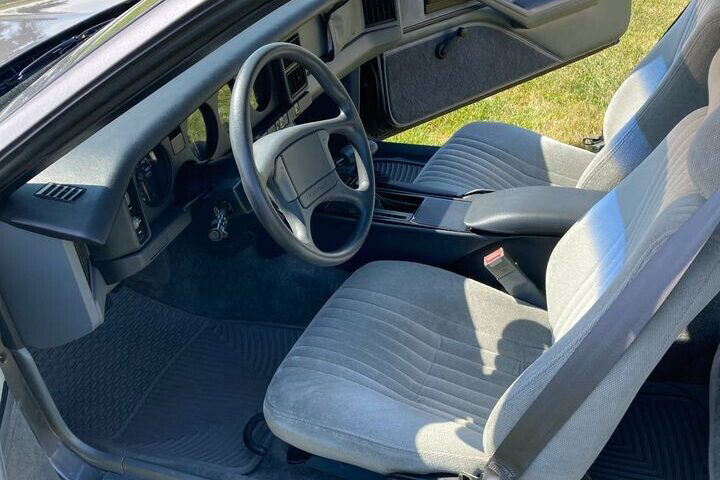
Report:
383,25,558,126
365,0,632,135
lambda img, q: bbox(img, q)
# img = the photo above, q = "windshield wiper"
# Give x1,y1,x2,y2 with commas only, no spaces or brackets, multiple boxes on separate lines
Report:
0,20,111,97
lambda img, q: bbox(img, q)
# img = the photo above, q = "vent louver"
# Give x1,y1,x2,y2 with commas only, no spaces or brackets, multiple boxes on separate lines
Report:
283,33,307,98
283,33,301,70
285,66,308,97
34,183,85,203
363,0,397,27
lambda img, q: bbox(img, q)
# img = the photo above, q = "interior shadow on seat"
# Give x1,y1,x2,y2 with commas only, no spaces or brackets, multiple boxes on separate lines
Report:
446,317,553,456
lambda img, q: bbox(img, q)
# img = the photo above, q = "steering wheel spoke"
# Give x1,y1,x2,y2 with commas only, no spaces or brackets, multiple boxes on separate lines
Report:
268,186,315,246
324,174,373,209
318,111,355,137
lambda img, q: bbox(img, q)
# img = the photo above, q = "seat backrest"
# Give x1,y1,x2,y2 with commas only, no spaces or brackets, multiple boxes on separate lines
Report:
577,0,720,191
483,50,720,480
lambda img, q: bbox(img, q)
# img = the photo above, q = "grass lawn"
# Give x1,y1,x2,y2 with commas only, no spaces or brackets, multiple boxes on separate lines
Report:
389,0,689,148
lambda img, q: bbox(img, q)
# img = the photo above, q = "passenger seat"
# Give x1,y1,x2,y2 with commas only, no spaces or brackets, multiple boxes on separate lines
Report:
411,0,720,195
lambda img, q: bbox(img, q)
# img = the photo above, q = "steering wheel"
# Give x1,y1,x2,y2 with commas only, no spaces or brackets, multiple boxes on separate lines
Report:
229,42,375,267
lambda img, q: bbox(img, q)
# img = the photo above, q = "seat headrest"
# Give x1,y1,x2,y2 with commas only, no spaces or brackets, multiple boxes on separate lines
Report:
710,48,720,111
689,108,720,198
690,49,720,197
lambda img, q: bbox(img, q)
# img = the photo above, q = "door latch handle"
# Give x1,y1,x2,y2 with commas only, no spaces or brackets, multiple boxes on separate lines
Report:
436,27,467,59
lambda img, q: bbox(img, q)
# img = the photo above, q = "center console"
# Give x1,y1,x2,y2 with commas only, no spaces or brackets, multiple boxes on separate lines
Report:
314,184,485,269
318,155,605,293
374,189,470,233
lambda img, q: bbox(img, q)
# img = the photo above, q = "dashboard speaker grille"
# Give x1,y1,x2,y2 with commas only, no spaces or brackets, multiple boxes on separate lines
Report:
363,0,397,27
34,183,86,203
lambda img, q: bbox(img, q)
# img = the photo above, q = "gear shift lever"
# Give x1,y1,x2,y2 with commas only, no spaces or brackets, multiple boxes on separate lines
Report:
368,139,378,156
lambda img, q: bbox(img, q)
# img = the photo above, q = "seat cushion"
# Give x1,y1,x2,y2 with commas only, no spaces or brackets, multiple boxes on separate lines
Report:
413,122,594,195
263,261,551,475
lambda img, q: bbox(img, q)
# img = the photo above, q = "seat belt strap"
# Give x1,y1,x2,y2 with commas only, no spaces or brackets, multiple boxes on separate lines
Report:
482,191,720,480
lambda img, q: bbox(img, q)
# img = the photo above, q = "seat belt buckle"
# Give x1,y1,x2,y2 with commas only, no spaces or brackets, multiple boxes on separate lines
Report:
484,248,546,308
484,248,516,279
583,135,605,153
458,473,480,480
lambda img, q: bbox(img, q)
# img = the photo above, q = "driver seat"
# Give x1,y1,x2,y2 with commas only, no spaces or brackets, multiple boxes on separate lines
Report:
263,53,720,480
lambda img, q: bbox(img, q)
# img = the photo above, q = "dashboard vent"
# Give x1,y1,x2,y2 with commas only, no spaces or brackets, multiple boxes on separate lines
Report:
283,33,307,98
363,0,397,27
34,183,85,203
285,65,308,98
283,33,302,70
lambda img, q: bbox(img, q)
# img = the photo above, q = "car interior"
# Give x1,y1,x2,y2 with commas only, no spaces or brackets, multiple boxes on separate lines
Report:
4,0,720,479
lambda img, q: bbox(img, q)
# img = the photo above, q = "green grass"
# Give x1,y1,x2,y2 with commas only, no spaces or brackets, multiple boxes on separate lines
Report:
389,0,689,147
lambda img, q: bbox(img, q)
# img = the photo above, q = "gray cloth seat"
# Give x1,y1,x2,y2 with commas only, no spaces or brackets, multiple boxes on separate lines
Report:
264,49,720,479
264,261,552,474
414,0,720,195
411,122,594,193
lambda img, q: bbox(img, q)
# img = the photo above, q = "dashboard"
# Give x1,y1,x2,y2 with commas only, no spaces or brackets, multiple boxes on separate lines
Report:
0,0,439,285
131,36,312,217
93,25,329,282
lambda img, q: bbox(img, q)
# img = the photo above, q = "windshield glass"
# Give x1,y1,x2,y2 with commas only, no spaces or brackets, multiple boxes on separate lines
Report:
0,20,112,98
0,0,159,123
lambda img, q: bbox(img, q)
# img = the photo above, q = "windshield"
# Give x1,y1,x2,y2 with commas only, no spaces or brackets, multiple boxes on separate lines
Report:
0,0,158,123
0,20,112,98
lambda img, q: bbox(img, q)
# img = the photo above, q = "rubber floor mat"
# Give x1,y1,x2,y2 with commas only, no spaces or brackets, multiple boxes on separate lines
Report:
588,382,709,480
31,289,302,479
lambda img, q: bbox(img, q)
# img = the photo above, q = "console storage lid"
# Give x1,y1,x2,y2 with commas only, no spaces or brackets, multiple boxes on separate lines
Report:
464,186,605,237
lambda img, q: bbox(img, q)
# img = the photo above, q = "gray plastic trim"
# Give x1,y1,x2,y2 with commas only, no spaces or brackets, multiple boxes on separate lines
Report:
482,0,598,28
96,210,190,284
327,0,365,53
412,197,471,232
0,221,103,348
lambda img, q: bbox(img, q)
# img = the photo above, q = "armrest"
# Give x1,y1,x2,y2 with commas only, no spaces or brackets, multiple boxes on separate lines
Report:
464,186,604,237
481,0,598,28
